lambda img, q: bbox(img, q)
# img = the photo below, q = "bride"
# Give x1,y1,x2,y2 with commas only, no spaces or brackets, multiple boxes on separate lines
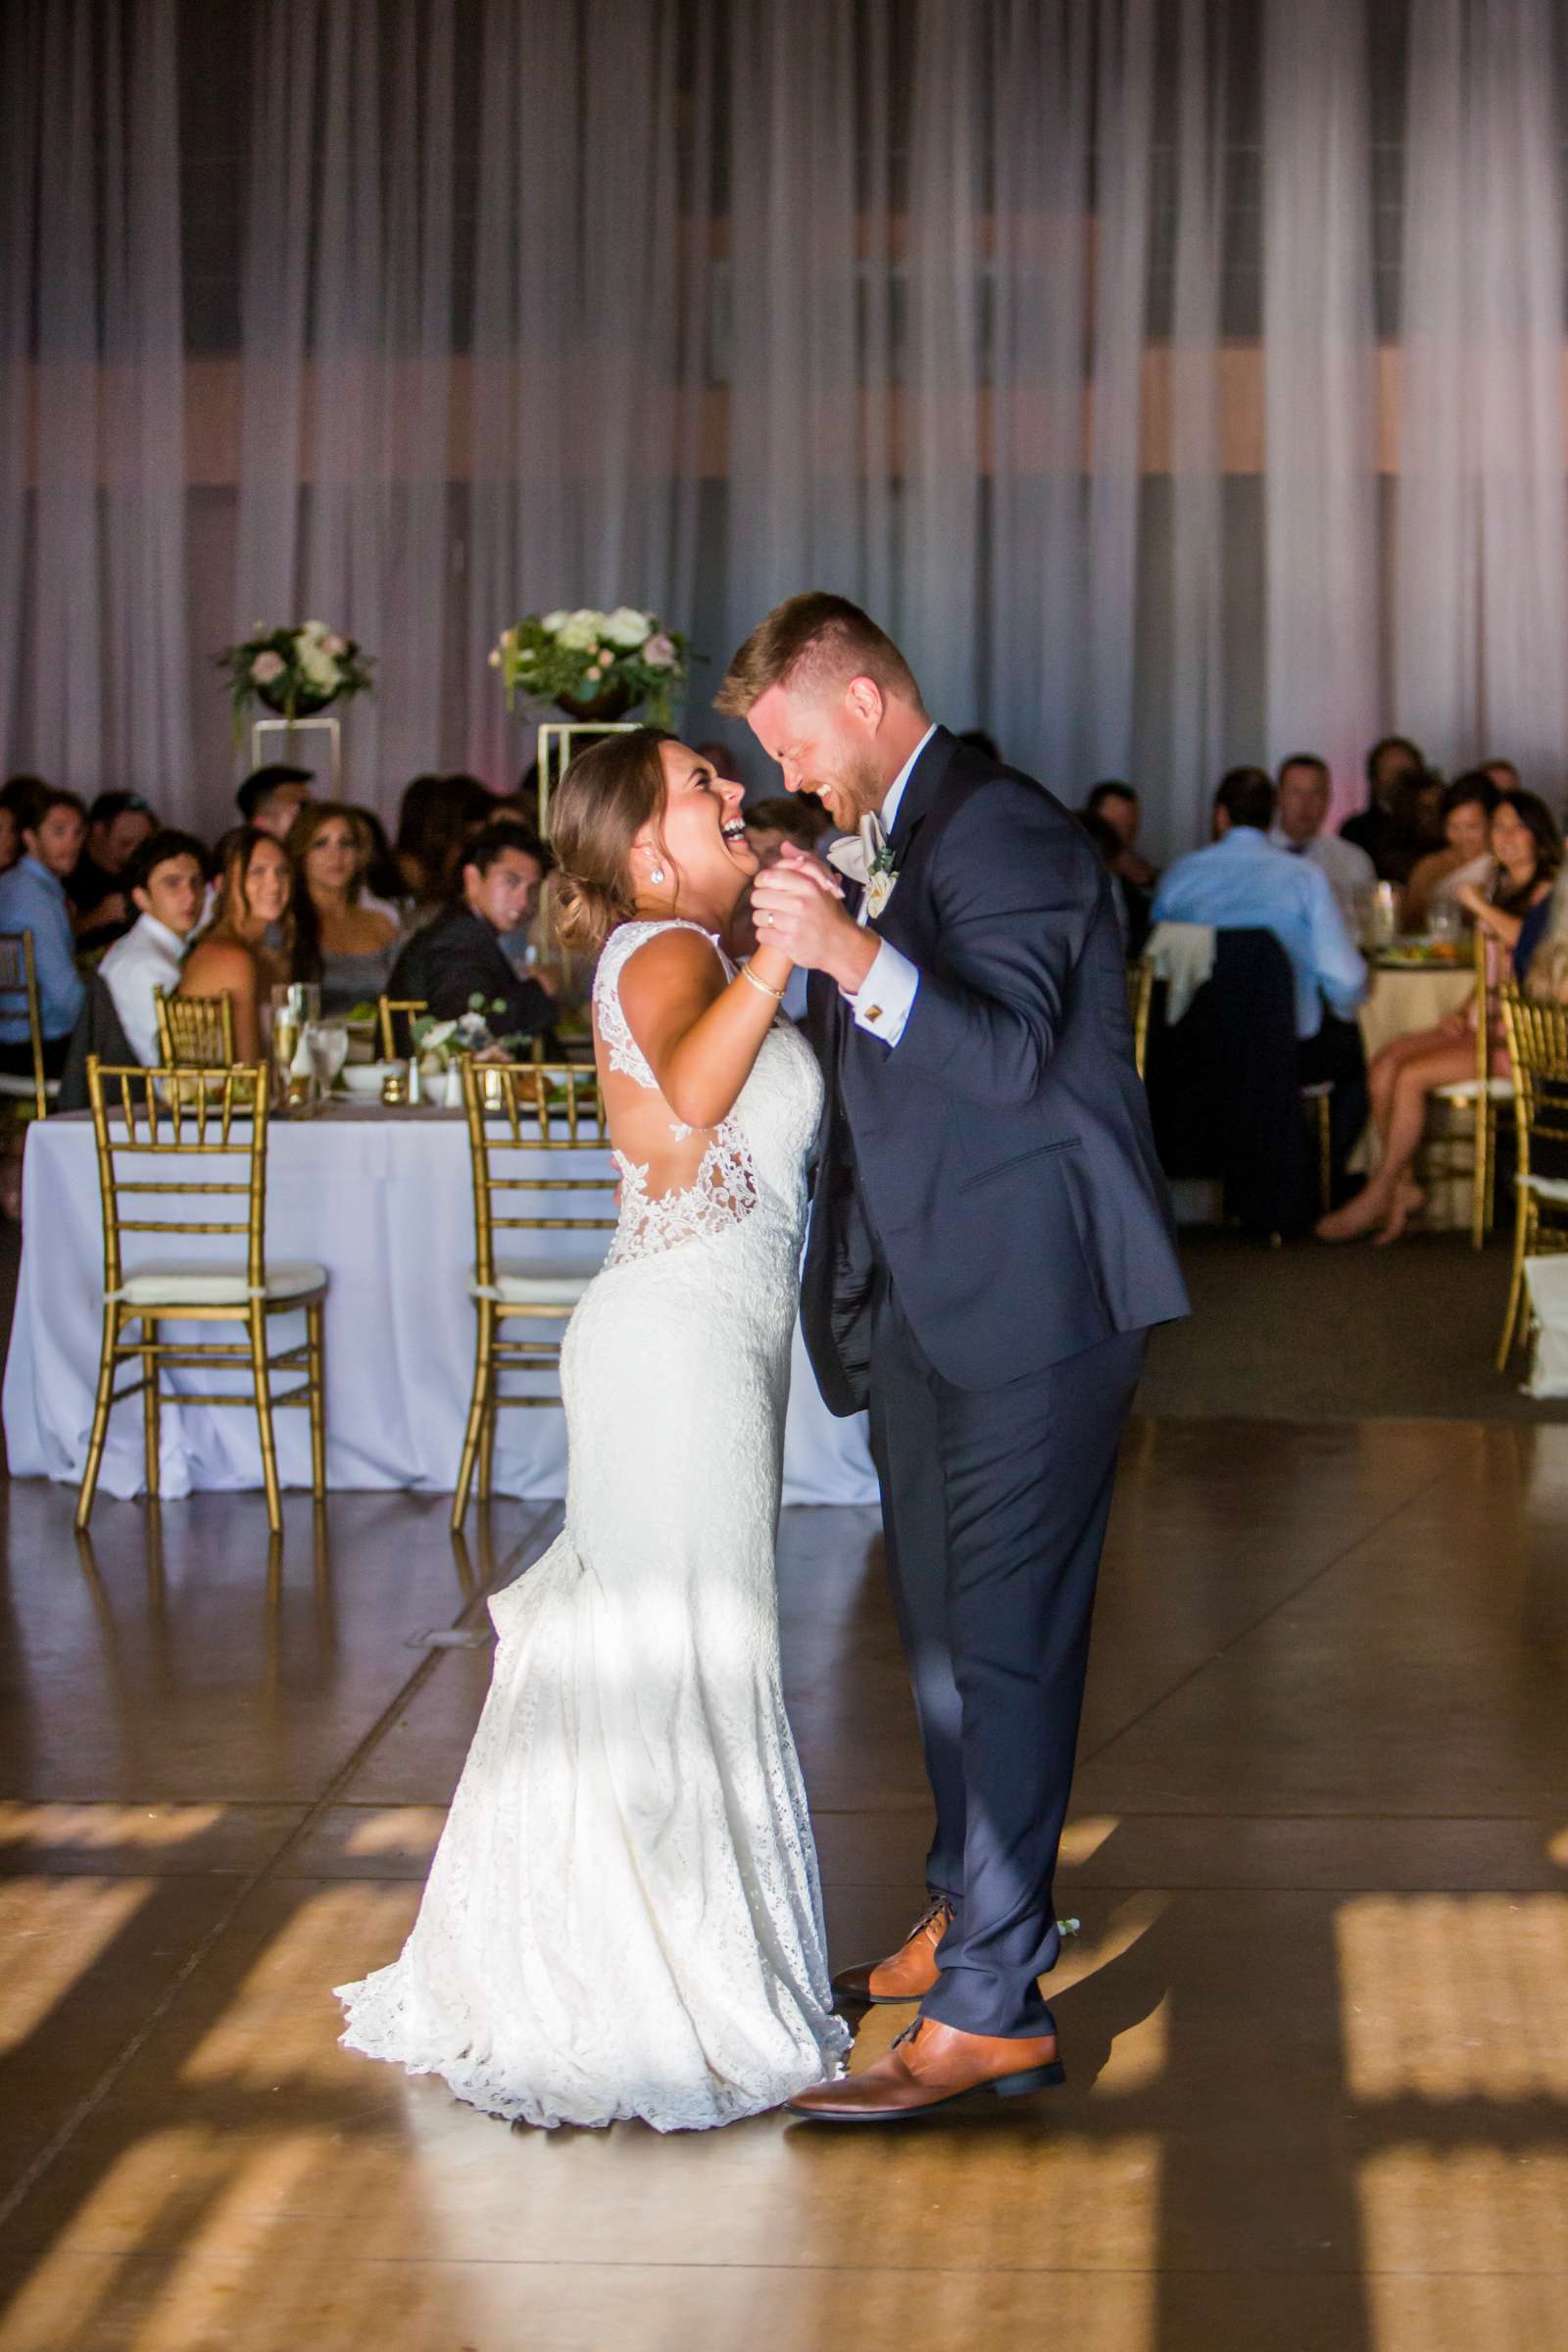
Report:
335,728,851,2130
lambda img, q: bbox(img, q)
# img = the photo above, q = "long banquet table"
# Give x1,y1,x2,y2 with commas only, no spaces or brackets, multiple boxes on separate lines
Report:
3,1102,877,1509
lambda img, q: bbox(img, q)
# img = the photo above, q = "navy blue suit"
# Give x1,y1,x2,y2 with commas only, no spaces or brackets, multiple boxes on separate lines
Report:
803,727,1187,2036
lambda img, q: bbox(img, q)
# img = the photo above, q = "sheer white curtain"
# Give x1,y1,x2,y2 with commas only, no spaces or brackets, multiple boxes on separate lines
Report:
0,0,191,817
14,1,1568,847
1157,0,1234,849
904,0,985,728
722,0,897,683
235,0,457,812
462,0,706,786
989,2,1094,791
1396,0,1568,782
1261,0,1381,819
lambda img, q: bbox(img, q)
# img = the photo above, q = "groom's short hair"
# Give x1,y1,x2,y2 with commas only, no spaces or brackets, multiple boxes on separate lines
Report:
714,593,925,718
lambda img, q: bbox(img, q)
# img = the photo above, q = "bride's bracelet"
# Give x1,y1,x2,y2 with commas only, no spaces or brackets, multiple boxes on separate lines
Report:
738,959,786,1002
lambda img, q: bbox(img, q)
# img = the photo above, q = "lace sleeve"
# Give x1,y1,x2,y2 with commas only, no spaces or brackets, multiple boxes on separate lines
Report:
593,919,727,1091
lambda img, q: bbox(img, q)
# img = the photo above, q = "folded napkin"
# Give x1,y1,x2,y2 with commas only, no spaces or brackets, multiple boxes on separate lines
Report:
1145,920,1217,1025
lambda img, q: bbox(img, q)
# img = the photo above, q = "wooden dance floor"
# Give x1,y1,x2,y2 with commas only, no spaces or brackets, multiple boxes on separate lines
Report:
0,1416,1565,2349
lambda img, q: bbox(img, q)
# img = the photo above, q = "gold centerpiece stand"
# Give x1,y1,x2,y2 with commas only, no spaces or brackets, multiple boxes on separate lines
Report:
249,712,342,792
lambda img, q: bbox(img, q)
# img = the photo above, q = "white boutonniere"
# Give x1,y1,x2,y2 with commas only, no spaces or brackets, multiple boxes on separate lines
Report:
864,841,900,921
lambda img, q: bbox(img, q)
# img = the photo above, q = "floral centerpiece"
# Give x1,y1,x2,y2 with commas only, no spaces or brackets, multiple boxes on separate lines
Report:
490,607,687,727
412,997,528,1074
219,619,375,734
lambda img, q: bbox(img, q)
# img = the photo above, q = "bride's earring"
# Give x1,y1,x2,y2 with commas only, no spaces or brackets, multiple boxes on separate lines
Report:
649,860,665,885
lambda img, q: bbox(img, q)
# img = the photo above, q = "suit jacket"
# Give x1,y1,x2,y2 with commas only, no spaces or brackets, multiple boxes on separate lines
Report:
385,905,556,1043
802,728,1188,1410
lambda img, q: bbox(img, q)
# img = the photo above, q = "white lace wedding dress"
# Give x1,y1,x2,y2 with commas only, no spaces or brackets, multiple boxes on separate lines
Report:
335,920,850,2130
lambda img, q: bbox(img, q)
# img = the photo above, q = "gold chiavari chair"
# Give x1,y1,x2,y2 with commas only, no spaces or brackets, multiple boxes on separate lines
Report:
377,995,427,1061
451,1056,616,1528
1431,924,1510,1249
75,1058,328,1536
1126,958,1153,1082
154,986,235,1068
0,930,55,1121
1494,988,1568,1369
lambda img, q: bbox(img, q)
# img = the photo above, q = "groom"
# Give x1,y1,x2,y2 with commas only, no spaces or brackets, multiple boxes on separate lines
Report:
723,595,1188,2121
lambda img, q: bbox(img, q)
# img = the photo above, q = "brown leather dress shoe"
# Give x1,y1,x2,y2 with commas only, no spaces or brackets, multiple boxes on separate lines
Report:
786,2015,1065,2123
830,1892,954,2007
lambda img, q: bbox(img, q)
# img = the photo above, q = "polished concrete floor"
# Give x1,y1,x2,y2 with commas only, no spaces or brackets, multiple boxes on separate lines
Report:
0,1419,1565,2349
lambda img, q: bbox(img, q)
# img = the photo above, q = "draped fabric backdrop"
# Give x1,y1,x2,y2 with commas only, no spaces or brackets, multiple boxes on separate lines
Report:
3,0,1568,855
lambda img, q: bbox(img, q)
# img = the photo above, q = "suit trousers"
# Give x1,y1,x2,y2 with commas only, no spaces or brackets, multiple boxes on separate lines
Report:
866,1272,1146,2038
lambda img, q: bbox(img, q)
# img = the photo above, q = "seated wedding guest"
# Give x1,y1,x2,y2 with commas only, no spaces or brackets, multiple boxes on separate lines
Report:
177,825,294,1062
350,805,407,920
1319,788,1561,1246
1088,780,1157,951
1341,734,1426,878
97,829,207,1064
0,785,88,1077
384,818,558,1045
287,801,399,1014
1153,766,1370,1190
1400,771,1498,931
394,771,494,910
1269,753,1375,927
67,789,159,951
956,726,1002,761
0,776,36,876
1524,866,1568,1004
235,762,313,843
743,796,832,862
1482,756,1521,795
1075,809,1131,952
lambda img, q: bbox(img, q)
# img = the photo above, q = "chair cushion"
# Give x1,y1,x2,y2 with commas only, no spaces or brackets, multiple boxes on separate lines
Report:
470,1259,600,1307
1434,1077,1512,1102
111,1260,328,1306
1517,1173,1568,1204
0,1072,60,1100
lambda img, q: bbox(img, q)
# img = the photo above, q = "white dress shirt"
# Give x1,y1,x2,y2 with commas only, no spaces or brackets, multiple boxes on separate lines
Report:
847,723,937,1048
99,911,188,1065
1267,823,1376,928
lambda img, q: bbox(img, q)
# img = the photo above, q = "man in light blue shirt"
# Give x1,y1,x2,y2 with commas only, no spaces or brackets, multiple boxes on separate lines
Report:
0,784,88,1077
1152,764,1369,1195
1153,766,1368,1039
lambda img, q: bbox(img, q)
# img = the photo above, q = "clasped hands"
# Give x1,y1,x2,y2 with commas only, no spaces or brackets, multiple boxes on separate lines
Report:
750,842,880,995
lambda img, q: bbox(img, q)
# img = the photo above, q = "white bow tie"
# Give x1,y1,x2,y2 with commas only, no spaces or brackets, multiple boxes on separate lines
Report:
823,811,888,888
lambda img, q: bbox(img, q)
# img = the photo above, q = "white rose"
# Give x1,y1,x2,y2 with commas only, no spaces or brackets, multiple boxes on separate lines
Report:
299,619,329,642
300,643,338,689
556,611,601,651
541,611,568,633
251,650,285,683
603,606,652,648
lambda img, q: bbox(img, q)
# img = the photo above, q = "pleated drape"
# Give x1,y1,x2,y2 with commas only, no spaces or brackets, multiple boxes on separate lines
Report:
7,2,1568,850
0,0,192,819
1395,0,1568,781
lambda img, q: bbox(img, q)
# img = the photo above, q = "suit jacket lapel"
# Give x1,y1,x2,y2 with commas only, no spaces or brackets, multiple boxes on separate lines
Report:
885,725,956,860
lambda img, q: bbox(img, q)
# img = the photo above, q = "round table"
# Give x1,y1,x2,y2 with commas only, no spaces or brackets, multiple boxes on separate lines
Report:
3,1102,877,1509
1357,959,1475,1061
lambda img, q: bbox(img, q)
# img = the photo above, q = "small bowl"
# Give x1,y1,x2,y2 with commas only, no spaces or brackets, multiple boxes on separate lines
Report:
341,1062,397,1100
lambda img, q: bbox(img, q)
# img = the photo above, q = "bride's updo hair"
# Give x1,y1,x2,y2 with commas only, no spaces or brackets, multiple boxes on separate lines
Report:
550,726,676,958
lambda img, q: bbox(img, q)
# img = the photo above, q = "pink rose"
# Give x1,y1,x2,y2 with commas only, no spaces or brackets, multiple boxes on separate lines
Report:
642,633,677,669
323,632,348,658
251,651,285,683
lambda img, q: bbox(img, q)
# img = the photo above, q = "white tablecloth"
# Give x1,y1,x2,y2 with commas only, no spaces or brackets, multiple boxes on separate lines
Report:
3,1104,877,1508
